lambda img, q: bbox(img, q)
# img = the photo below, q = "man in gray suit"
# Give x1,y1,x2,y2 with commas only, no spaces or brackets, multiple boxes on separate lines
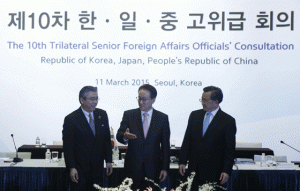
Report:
179,86,236,190
117,84,170,190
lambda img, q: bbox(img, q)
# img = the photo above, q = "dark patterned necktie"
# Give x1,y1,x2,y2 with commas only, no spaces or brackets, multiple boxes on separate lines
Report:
89,113,95,136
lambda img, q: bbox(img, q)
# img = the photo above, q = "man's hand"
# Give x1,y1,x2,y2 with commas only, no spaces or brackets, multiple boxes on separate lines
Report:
124,128,137,140
179,164,186,176
159,170,168,182
106,163,113,176
219,172,229,184
70,168,79,183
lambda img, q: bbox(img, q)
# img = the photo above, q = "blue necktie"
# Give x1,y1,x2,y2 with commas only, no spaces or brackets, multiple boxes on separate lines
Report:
203,112,212,135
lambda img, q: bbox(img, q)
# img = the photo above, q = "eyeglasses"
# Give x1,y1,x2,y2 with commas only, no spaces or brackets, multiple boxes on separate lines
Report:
85,97,99,101
199,99,213,104
136,97,151,103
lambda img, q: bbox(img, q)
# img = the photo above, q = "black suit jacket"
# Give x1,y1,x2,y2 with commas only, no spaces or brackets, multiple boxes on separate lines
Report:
179,108,236,182
63,107,112,175
117,108,170,183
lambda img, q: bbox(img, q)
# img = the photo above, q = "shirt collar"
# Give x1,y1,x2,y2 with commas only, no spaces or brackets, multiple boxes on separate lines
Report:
141,108,153,116
81,107,93,119
207,106,220,117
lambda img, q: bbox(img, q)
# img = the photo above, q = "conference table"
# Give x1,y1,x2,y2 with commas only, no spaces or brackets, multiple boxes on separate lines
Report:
1,159,300,191
18,145,274,160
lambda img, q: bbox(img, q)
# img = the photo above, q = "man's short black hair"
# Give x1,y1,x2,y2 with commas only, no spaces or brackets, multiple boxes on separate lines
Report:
79,86,97,104
138,84,157,99
203,86,223,104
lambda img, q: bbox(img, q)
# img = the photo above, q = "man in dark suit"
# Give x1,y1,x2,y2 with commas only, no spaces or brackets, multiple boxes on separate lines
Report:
179,86,236,190
63,86,113,191
117,84,170,190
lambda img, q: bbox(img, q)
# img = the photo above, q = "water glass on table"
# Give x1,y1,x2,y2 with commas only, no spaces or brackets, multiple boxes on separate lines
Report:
267,155,275,166
121,153,126,164
52,151,59,163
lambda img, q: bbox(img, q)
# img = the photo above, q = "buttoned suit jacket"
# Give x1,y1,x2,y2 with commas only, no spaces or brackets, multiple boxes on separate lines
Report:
179,108,236,182
116,108,170,183
63,107,112,183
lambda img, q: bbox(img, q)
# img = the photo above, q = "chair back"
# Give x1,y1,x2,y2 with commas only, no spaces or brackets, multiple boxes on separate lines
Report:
236,142,262,148
274,156,287,162
6,152,32,159
53,141,63,145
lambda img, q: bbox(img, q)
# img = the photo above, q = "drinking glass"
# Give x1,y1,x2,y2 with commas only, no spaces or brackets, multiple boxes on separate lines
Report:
41,139,47,147
267,155,275,166
52,151,59,163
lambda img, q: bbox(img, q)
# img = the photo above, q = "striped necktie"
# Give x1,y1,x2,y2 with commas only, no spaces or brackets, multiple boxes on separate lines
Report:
89,113,95,136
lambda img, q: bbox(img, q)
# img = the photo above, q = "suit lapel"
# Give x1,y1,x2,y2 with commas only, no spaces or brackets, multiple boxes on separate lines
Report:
197,110,206,138
94,110,102,137
146,109,158,141
77,108,96,138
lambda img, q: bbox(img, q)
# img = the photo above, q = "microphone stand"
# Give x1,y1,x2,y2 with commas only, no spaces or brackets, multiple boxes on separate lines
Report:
280,141,300,166
11,134,23,162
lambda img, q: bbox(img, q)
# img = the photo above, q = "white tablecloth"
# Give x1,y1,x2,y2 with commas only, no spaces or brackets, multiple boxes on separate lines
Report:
1,159,300,171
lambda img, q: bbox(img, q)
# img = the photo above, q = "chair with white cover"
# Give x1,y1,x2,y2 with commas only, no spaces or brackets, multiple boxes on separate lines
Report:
0,152,7,158
274,156,288,162
236,142,262,148
53,141,63,145
254,155,262,162
6,152,32,159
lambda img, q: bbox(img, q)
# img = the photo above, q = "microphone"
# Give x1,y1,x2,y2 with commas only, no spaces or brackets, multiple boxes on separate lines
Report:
11,134,23,162
280,141,300,153
280,140,300,166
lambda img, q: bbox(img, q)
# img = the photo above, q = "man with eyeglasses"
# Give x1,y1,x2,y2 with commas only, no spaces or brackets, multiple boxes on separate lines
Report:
63,86,113,191
117,84,170,190
179,86,236,190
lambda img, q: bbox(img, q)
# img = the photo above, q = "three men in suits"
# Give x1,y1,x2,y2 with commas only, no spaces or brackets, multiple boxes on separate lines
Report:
63,86,113,191
179,86,236,190
117,84,170,190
